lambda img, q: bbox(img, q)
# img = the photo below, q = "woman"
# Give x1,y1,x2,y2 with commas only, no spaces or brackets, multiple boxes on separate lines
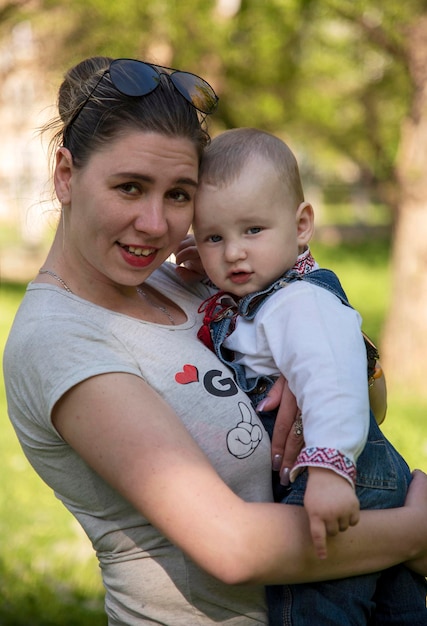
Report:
3,56,427,625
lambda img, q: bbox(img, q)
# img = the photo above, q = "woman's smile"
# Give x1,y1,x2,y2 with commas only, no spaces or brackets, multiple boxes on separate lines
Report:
117,242,159,267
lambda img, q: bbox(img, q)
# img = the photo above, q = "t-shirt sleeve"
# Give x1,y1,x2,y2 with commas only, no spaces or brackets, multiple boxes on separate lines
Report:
6,313,142,435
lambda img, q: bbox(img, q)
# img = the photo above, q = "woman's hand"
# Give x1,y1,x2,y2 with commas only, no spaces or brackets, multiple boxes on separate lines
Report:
257,376,304,485
174,234,207,283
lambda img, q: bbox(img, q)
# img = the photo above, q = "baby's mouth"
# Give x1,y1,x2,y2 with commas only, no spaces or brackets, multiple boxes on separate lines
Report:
230,269,250,278
229,270,252,284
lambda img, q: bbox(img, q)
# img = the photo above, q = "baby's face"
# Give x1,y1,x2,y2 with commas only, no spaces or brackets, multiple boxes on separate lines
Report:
193,155,302,297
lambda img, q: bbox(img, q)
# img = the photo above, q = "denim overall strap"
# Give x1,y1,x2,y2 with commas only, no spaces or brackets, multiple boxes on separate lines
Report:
202,293,274,394
298,269,379,379
208,313,273,394
205,267,378,391
238,268,351,320
207,269,351,393
237,268,378,382
291,268,351,305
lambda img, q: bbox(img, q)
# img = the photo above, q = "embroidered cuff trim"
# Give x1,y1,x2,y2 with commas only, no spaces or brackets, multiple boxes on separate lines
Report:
290,446,357,487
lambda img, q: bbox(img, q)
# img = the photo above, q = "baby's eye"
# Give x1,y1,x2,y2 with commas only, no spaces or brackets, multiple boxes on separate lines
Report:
247,226,262,235
208,234,222,243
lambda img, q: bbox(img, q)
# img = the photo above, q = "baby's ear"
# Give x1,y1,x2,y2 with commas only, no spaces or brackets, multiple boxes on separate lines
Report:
296,202,315,247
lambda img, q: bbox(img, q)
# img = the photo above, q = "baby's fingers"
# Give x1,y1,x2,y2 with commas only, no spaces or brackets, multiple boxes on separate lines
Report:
349,509,360,528
334,508,360,533
310,516,328,560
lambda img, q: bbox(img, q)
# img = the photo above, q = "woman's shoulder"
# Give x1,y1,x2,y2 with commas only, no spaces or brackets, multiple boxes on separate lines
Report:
7,284,110,343
4,285,141,432
4,284,140,383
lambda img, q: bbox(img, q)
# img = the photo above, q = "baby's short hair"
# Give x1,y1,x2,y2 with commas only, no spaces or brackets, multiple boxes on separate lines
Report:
199,127,304,205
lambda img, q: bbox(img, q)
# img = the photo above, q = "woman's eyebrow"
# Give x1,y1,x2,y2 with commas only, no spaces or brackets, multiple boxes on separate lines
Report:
111,172,199,187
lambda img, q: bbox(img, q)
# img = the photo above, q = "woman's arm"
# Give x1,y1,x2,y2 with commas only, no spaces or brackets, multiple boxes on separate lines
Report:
52,372,427,586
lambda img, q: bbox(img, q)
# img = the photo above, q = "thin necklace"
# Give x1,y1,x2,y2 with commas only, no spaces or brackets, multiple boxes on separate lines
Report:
136,287,176,325
38,268,176,325
38,269,73,292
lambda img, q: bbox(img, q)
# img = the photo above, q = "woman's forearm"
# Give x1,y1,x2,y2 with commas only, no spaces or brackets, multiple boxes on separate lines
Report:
231,470,427,586
54,373,427,588
239,503,417,585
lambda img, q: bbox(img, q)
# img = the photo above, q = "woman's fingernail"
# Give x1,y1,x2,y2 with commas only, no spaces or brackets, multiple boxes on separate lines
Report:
256,399,267,412
280,467,290,486
272,454,283,471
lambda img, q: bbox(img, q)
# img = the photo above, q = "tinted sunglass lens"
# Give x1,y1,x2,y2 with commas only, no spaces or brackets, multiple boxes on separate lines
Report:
108,60,218,114
171,72,218,114
109,59,159,97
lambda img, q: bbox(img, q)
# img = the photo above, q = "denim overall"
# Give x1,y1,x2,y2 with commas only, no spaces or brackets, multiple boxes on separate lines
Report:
203,268,427,625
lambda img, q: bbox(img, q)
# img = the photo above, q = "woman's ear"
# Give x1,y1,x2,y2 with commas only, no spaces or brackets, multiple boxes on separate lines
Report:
54,147,73,206
296,201,315,248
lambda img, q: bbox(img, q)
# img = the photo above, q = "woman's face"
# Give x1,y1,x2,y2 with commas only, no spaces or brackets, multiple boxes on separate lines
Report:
56,130,199,289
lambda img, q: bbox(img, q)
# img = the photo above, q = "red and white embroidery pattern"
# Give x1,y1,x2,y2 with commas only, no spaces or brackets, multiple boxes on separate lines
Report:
292,446,357,487
293,247,316,275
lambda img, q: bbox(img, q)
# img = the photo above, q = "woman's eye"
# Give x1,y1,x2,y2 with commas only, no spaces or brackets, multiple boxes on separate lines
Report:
119,182,140,195
248,226,262,235
169,189,191,203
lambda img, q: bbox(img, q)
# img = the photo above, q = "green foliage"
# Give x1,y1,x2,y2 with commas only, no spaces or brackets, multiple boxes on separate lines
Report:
19,0,422,213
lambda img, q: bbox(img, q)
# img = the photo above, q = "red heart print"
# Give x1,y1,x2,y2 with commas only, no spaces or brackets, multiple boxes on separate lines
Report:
175,364,199,385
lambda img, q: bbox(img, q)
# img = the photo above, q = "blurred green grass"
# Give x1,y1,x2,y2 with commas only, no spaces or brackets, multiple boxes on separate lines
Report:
0,237,426,623
0,282,106,625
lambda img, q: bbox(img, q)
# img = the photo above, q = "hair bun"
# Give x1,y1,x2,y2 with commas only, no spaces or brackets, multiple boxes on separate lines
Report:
58,56,112,123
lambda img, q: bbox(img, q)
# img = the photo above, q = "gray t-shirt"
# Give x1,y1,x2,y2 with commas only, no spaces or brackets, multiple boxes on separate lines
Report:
4,263,273,625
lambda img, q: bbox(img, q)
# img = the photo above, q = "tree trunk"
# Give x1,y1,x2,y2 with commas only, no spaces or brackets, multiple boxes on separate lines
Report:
381,16,427,396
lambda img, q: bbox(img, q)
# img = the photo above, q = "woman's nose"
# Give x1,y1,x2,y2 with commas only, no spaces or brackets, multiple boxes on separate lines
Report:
135,200,168,237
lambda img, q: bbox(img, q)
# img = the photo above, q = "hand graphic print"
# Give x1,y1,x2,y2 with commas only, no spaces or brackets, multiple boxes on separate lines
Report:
227,402,263,458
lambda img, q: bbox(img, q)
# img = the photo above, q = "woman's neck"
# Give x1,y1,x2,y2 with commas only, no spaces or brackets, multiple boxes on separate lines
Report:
36,238,186,325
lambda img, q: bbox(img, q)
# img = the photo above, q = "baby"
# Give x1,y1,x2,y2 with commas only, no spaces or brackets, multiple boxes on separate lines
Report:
192,127,425,625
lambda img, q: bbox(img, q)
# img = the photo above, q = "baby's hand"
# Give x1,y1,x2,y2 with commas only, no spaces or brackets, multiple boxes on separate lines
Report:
174,234,207,283
304,467,360,559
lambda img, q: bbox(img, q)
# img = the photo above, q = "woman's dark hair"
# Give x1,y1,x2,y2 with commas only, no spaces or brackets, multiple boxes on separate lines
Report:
46,56,210,168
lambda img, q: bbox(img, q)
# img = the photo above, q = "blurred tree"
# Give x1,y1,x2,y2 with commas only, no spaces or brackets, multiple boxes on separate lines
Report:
2,0,426,393
380,13,427,394
0,0,31,23
30,0,415,205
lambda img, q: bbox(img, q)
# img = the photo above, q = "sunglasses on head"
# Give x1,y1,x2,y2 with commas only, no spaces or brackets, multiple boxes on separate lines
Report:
65,58,219,137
